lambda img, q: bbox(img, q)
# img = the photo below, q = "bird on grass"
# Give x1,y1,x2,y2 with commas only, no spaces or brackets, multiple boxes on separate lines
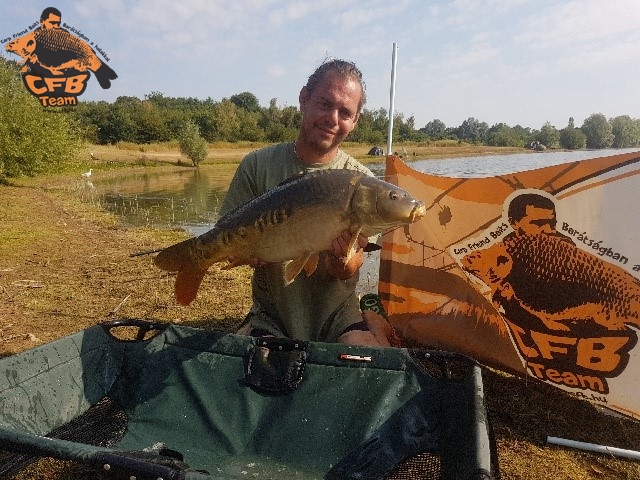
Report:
82,168,93,178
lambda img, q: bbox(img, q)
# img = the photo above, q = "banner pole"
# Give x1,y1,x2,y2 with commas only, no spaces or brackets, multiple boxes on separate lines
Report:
386,43,398,156
547,436,640,461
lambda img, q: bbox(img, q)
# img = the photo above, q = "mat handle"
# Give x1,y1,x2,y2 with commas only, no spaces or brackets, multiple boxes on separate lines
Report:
101,319,169,342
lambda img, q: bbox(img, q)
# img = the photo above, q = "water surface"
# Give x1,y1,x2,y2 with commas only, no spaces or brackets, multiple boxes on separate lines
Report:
88,148,639,234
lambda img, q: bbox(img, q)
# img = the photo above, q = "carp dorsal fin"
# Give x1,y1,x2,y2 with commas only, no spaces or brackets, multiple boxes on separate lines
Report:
283,251,317,285
276,171,307,188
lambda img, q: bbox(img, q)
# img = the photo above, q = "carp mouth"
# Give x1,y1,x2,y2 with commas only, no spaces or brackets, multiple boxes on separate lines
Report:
409,201,426,222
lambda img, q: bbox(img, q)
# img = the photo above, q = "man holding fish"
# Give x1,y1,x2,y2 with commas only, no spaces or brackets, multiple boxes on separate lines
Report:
154,59,425,346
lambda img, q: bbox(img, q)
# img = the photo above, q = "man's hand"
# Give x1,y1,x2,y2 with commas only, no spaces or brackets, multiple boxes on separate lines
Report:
325,231,368,280
331,231,368,258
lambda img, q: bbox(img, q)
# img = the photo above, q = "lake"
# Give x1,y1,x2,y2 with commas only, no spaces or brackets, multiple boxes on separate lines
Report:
85,147,640,295
84,149,638,295
87,148,640,235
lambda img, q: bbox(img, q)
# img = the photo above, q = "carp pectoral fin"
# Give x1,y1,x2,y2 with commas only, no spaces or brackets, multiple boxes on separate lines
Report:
303,253,320,276
283,252,314,285
174,265,207,306
345,226,363,262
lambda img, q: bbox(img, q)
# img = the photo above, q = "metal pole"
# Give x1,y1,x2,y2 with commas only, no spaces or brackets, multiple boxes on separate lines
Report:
547,436,640,461
386,43,398,156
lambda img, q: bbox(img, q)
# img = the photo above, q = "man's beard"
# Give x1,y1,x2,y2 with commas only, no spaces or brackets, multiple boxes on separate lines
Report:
299,123,342,157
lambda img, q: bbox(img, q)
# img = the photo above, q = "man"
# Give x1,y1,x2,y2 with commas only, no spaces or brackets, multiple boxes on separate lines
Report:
39,7,63,30
507,192,570,240
220,59,393,346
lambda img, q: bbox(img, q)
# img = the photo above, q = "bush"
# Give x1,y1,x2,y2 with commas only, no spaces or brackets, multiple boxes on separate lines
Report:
559,127,586,150
0,58,83,179
178,120,209,166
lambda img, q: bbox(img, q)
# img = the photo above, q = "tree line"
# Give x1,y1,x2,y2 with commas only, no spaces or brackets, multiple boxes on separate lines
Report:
2,57,640,179
72,91,640,150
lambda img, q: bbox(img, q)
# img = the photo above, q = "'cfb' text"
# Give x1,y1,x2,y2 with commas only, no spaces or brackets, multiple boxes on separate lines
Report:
507,320,634,394
23,74,88,106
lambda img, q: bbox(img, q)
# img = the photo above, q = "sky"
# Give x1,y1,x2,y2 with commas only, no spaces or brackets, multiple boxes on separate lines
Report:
2,0,639,131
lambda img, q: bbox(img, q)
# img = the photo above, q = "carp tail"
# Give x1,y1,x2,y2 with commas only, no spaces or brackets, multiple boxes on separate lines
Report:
94,62,118,89
174,265,207,306
153,239,209,306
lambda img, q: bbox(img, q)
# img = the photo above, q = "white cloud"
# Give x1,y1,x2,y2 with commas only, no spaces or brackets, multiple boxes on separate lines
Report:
515,0,640,48
267,63,287,78
267,0,344,26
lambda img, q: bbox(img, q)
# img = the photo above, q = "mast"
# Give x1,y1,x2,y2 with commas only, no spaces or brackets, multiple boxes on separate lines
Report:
386,43,398,156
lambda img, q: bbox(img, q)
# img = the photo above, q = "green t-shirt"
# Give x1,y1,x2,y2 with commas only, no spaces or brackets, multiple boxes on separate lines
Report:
219,142,373,342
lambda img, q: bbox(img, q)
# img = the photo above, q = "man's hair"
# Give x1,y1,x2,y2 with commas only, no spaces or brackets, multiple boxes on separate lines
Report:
305,58,367,111
508,193,556,224
40,7,62,22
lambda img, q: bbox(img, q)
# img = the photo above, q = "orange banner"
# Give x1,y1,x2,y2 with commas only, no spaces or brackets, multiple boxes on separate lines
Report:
381,152,640,419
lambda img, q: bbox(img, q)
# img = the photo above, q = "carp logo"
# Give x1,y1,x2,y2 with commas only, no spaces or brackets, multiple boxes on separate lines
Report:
459,191,639,396
3,7,117,107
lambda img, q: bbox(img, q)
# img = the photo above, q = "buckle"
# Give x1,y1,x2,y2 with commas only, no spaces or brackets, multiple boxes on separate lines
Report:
245,338,307,394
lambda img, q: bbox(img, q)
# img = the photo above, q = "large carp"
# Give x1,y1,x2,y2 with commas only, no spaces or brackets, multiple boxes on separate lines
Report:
154,169,426,306
462,233,640,331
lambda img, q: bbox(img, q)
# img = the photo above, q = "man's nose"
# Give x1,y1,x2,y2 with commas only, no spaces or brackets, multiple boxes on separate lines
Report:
325,108,339,125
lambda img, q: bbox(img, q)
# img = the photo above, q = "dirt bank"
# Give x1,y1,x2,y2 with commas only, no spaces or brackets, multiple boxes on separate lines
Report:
0,171,252,357
1,162,640,480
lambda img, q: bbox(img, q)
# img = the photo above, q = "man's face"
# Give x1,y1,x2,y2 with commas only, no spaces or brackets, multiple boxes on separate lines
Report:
298,72,361,157
41,14,61,29
514,205,557,236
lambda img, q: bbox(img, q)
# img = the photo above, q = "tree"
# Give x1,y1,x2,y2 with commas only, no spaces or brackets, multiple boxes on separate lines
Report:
581,113,613,149
230,92,261,112
487,123,525,147
99,103,138,144
559,117,586,150
0,58,82,179
421,119,447,140
536,122,560,149
456,117,489,144
135,100,172,143
178,120,209,167
610,115,640,148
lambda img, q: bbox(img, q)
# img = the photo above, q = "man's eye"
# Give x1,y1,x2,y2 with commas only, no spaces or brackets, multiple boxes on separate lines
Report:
340,111,353,121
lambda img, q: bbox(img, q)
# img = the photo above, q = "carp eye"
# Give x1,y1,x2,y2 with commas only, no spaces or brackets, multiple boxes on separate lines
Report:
389,191,399,200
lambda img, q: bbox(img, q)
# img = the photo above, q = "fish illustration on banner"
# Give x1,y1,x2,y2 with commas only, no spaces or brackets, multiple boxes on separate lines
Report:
380,151,640,420
4,7,117,106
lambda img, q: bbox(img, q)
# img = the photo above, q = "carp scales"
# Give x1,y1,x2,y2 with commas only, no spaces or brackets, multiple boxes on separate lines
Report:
154,169,426,306
5,28,117,89
462,233,640,331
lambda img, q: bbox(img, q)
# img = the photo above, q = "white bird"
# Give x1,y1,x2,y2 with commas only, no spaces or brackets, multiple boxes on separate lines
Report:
82,168,93,178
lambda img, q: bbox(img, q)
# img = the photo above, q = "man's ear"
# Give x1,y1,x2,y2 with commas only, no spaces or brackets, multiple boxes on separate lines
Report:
352,111,360,126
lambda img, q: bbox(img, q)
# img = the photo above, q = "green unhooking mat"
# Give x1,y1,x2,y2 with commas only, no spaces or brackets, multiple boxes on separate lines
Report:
0,320,497,479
